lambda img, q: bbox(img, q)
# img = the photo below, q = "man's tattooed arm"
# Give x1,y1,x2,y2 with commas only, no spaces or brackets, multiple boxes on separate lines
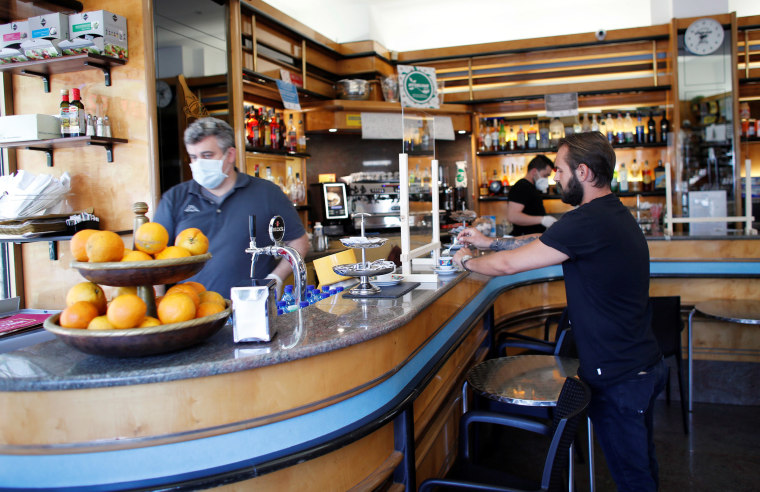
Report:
489,235,539,251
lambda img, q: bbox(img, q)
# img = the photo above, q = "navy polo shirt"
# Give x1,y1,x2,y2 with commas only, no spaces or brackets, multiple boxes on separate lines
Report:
154,172,305,297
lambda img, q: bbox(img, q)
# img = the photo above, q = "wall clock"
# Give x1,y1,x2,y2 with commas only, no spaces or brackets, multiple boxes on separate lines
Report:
684,18,724,56
156,80,173,108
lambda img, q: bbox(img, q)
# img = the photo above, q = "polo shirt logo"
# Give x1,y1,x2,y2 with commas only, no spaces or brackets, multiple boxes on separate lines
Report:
183,204,200,213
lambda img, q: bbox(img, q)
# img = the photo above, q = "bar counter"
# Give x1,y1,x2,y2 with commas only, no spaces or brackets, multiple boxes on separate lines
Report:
1,258,759,490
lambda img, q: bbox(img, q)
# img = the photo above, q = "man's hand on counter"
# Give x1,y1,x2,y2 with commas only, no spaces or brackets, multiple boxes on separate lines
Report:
456,227,492,249
453,246,476,271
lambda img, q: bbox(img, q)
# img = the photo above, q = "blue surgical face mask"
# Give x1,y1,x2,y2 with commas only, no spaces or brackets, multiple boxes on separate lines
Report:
190,158,228,189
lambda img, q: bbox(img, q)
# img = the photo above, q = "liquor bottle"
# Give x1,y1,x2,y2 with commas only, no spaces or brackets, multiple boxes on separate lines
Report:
421,165,432,188
483,119,493,151
477,120,486,152
479,171,489,196
287,114,297,153
599,117,607,137
581,113,591,132
611,165,619,192
262,110,272,148
501,163,510,193
591,114,600,132
498,119,507,151
420,118,431,151
629,159,641,192
549,117,564,146
516,126,526,149
618,162,629,192
654,160,666,189
251,108,260,147
573,114,582,135
68,88,86,137
488,169,501,195
642,160,653,192
538,120,550,149
635,113,645,144
265,166,274,182
508,126,517,150
278,114,286,150
254,164,260,178
294,172,305,202
647,112,657,143
527,119,538,149
297,117,307,153
244,108,253,144
59,90,70,138
623,112,634,144
605,113,615,143
659,113,670,144
285,166,296,202
270,112,280,150
490,120,499,151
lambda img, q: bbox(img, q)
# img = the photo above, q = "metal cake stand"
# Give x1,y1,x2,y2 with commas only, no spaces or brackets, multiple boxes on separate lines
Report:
333,213,396,296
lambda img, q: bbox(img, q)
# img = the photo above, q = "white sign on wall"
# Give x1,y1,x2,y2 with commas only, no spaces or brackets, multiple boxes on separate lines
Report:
397,65,439,109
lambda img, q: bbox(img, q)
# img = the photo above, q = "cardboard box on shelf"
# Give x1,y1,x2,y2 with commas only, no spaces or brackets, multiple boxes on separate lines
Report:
60,10,127,60
20,13,69,60
0,114,61,143
0,21,30,64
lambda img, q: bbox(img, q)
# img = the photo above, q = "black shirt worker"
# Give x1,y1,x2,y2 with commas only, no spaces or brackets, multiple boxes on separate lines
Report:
453,132,666,492
507,155,557,236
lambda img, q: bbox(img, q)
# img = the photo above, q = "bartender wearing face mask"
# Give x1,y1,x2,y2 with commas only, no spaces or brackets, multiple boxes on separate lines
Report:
154,117,309,298
507,155,558,236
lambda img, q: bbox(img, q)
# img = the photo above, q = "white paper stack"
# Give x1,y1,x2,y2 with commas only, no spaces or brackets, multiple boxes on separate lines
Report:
0,170,71,219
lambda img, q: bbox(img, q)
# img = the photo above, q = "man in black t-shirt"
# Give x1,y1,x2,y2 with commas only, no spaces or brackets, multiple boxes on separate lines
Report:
453,132,666,492
508,155,557,236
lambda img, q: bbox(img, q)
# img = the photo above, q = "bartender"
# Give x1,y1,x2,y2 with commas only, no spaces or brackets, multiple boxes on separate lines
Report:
507,155,557,236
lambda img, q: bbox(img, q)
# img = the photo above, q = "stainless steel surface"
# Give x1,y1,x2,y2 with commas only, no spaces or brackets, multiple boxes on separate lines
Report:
246,215,307,304
467,355,579,406
335,79,370,100
232,283,277,343
332,260,395,277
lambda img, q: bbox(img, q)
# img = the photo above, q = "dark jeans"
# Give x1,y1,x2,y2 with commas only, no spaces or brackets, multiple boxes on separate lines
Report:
588,358,668,492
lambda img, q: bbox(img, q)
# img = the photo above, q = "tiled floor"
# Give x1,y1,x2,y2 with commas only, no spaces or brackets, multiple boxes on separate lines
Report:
467,399,760,491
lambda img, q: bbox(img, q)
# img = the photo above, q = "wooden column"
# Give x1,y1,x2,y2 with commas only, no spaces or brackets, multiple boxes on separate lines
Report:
228,0,247,174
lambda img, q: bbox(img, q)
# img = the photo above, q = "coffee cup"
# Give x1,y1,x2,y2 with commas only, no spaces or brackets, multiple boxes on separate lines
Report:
438,256,454,269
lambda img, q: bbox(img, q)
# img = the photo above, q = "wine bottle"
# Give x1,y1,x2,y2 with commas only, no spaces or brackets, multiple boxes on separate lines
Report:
68,88,86,137
660,113,670,144
647,112,657,143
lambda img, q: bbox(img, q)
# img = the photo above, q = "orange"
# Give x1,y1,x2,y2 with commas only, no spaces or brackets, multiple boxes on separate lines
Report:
70,229,98,262
181,281,206,294
198,290,225,307
66,281,107,315
107,294,147,329
85,231,125,263
122,250,153,262
88,315,116,330
165,284,200,308
157,293,196,324
60,301,99,329
154,246,191,260
134,222,170,255
139,316,161,328
196,301,225,318
175,227,209,255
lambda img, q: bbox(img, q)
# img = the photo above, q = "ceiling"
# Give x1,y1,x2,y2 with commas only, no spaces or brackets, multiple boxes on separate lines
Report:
154,0,226,56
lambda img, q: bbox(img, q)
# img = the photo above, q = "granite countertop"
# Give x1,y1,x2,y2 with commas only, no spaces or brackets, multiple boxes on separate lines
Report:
0,272,468,392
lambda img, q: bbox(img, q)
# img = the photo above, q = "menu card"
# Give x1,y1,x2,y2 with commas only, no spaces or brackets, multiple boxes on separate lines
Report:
0,313,51,336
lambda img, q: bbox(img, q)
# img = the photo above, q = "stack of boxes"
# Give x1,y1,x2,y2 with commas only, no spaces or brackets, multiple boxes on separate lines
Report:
0,10,127,64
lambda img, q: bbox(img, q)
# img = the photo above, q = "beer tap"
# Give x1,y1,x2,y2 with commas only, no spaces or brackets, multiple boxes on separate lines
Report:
245,215,307,304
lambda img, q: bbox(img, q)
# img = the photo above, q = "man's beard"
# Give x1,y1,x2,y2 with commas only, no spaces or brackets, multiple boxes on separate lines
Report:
557,171,584,206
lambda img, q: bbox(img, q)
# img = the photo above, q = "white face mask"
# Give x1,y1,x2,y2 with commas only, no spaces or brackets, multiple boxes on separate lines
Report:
190,158,228,189
535,177,549,193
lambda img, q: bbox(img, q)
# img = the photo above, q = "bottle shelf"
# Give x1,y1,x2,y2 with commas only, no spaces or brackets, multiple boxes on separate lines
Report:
0,136,128,166
0,53,126,93
478,190,666,201
476,141,668,156
740,136,760,143
244,146,310,158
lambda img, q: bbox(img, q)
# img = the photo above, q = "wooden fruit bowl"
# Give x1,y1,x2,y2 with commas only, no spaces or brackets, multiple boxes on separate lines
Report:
70,253,211,287
43,300,231,357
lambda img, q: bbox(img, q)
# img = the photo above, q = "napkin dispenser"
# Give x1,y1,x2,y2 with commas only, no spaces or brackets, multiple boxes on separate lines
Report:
231,279,277,343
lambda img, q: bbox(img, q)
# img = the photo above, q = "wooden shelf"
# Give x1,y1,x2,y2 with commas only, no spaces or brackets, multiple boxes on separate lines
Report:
479,190,666,201
244,146,310,158
0,53,126,92
477,141,668,156
0,136,128,166
740,136,760,143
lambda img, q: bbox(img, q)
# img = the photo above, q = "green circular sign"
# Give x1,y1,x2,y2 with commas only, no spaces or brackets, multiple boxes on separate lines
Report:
404,72,434,103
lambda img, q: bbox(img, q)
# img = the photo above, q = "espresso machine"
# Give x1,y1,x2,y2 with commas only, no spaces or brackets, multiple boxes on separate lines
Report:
347,181,403,231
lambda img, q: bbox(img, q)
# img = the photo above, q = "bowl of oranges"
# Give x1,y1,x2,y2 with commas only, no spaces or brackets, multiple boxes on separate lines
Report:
43,222,232,357
69,224,212,286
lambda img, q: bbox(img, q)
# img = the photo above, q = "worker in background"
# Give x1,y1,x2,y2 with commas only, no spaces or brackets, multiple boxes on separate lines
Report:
507,155,557,236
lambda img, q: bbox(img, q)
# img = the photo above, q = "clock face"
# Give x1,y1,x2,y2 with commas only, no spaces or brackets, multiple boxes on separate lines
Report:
684,18,724,56
156,80,173,108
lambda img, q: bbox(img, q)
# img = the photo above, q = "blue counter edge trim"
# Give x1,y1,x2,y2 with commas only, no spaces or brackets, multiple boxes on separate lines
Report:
1,261,758,490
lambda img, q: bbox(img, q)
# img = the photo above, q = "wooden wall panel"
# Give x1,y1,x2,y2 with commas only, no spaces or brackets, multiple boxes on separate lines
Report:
11,0,156,309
